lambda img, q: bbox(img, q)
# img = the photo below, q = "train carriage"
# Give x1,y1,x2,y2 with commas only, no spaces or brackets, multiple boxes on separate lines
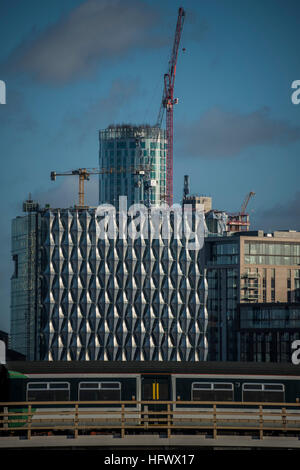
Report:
4,360,300,404
1,361,300,433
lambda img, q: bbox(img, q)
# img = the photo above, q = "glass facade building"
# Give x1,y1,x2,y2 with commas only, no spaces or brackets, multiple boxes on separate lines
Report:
11,204,208,361
99,125,167,208
238,303,300,362
205,240,239,361
11,213,40,360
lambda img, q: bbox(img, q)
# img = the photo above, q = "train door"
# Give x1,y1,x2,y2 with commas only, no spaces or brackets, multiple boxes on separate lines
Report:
141,375,171,420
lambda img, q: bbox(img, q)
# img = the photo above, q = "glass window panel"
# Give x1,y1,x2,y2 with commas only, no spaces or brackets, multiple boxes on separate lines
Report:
274,244,281,255
243,384,263,391
192,383,212,390
100,382,121,389
244,255,250,264
98,390,121,401
264,384,284,391
27,391,50,401
213,383,233,390
192,390,213,400
49,383,69,389
50,390,70,400
214,390,233,401
28,383,47,390
79,382,100,389
79,390,101,401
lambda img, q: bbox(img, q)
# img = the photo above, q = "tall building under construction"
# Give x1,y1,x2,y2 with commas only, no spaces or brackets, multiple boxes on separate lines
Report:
99,125,167,208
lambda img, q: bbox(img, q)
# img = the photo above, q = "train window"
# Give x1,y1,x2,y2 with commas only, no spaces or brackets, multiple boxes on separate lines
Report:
192,383,212,400
192,382,233,401
264,384,284,391
49,383,69,389
193,383,212,390
243,384,263,391
101,382,120,389
79,382,97,389
80,382,100,389
27,382,70,401
27,383,47,390
79,382,121,401
214,383,233,390
242,383,285,402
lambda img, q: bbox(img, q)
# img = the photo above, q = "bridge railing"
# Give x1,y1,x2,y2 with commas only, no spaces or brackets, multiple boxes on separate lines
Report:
1,400,300,440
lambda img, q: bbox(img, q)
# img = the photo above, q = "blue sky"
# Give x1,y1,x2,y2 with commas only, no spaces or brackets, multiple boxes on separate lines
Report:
0,0,300,331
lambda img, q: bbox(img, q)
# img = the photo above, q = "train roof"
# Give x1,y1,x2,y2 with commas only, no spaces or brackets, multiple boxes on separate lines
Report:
5,361,300,376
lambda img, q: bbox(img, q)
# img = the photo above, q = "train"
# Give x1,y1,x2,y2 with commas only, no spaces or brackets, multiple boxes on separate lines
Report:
1,360,300,436
0,361,300,435
1,360,300,406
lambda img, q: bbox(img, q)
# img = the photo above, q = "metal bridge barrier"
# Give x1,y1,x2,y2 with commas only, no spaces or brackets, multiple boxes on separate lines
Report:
1,401,300,440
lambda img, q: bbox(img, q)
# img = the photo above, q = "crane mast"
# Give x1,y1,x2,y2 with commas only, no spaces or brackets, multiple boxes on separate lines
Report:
157,7,185,206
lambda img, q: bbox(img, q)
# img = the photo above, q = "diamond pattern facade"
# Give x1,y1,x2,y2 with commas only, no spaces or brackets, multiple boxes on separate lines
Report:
30,207,208,361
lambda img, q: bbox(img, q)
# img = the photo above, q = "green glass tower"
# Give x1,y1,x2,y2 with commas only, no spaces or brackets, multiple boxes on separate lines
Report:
99,125,167,208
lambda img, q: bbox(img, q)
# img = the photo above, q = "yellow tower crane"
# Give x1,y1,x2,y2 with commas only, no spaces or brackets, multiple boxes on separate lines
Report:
51,168,111,208
50,166,155,208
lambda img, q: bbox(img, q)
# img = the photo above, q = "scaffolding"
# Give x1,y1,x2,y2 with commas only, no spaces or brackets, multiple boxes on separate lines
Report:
101,124,164,140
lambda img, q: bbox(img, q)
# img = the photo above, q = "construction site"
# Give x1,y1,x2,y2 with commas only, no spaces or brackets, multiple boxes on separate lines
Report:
47,6,256,235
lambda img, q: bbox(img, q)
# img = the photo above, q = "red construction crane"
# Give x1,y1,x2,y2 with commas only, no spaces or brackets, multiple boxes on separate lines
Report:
240,191,255,215
156,7,185,206
227,191,255,232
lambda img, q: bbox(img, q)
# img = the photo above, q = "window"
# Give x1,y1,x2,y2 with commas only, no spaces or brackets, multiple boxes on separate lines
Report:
78,382,121,401
27,382,70,401
117,141,126,149
242,383,285,402
243,384,262,391
192,382,233,401
271,290,275,302
12,254,18,278
245,242,300,265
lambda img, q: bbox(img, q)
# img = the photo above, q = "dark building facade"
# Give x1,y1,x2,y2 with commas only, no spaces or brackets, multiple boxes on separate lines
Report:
238,303,300,362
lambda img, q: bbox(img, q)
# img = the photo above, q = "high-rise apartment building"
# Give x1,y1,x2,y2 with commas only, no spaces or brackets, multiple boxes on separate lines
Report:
99,125,167,208
10,199,208,361
205,230,300,361
11,198,40,360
